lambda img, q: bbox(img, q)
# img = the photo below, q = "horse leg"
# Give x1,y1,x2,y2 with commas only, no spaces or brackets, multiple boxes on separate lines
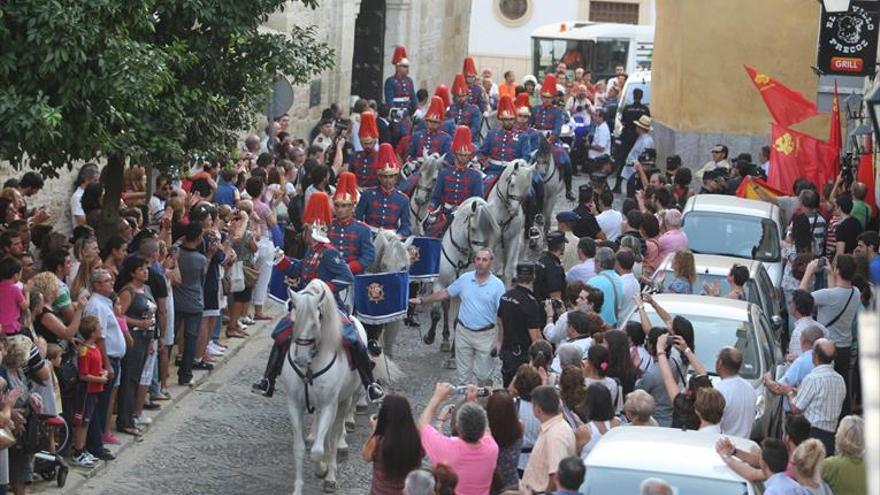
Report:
440,299,451,352
286,392,306,495
311,403,337,478
323,396,350,493
382,321,399,359
424,301,440,345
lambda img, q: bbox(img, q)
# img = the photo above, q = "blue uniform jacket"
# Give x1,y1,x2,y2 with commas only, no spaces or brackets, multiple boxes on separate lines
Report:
407,129,452,164
515,124,542,153
430,166,483,210
468,84,487,112
355,187,412,237
477,128,531,162
531,104,564,139
447,102,482,143
350,149,378,189
268,242,354,304
414,118,456,137
328,217,375,275
383,74,418,113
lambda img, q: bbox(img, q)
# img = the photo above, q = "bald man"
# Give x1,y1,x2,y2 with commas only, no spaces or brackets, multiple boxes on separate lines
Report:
790,338,846,455
714,346,757,438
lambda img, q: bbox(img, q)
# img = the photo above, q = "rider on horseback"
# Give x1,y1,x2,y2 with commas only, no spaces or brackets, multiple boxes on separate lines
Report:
328,172,375,276
514,93,546,242
463,56,488,113
383,45,417,115
531,74,575,201
406,96,452,166
425,126,483,236
355,143,412,237
253,191,385,402
448,74,482,146
350,111,380,189
477,95,530,182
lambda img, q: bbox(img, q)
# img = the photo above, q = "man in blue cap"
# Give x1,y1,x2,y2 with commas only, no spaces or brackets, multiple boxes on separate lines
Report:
556,211,581,271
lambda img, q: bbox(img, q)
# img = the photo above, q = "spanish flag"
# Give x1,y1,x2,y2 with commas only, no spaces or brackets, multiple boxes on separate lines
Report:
736,176,786,202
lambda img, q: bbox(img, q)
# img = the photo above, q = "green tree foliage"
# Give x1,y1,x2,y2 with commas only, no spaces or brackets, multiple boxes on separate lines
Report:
0,0,334,176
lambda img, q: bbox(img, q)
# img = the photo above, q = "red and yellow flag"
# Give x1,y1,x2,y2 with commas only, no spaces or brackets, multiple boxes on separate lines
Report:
744,65,818,128
736,176,786,202
768,124,838,194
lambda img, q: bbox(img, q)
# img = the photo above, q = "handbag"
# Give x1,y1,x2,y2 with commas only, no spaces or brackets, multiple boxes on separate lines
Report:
229,260,246,294
243,261,260,288
0,428,16,449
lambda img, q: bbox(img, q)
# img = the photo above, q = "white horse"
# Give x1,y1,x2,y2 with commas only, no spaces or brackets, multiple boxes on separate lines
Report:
282,280,384,494
424,197,500,352
404,153,444,236
486,159,535,284
536,133,564,238
367,229,414,358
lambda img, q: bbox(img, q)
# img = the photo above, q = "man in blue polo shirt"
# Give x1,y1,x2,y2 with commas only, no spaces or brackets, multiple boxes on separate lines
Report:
410,248,505,385
586,246,624,325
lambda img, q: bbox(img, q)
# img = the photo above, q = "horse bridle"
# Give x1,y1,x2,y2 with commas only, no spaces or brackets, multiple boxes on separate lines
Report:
442,210,489,277
285,288,338,414
493,170,525,243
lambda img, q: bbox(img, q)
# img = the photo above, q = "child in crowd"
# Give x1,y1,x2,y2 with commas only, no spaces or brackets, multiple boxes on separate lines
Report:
71,316,108,467
0,257,28,336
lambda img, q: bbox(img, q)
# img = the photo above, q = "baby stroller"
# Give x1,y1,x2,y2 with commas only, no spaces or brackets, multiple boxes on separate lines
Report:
33,415,70,488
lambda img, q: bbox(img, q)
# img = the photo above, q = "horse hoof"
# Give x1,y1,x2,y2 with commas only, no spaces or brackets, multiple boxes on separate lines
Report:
315,464,328,479
440,341,450,352
323,480,337,493
444,359,456,369
345,421,356,433
423,332,435,345
338,445,349,456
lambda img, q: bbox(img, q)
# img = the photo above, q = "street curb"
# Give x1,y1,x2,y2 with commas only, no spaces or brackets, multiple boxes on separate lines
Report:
32,305,281,494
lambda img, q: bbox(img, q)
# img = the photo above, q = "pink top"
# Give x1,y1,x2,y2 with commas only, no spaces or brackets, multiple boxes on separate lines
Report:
658,228,689,260
0,280,24,335
419,424,499,495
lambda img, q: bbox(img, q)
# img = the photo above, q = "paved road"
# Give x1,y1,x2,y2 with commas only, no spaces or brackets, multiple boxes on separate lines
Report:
74,179,587,495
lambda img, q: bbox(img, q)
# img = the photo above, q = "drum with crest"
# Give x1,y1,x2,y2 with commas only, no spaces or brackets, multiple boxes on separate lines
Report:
353,271,410,325
407,236,441,282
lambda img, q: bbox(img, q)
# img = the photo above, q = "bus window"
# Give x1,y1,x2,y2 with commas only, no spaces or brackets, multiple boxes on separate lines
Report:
592,40,628,79
533,38,588,76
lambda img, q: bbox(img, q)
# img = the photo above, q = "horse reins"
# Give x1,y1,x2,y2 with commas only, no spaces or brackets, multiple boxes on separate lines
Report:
442,210,487,278
285,287,338,414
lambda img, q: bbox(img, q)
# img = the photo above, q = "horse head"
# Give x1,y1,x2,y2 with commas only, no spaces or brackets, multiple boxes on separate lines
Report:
372,229,413,273
413,154,443,206
287,280,341,368
452,197,499,254
495,159,535,205
535,133,555,175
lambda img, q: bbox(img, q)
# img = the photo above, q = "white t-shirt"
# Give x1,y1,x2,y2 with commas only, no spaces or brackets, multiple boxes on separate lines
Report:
588,122,611,159
596,209,624,241
716,375,757,438
551,336,593,373
70,186,85,226
618,272,640,320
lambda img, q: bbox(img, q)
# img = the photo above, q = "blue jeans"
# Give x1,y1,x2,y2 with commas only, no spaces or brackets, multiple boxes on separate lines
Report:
86,356,120,454
176,312,202,384
212,314,222,343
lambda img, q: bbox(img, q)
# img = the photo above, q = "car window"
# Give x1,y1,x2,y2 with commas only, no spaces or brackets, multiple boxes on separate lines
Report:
746,279,769,317
582,467,750,495
630,310,760,378
622,80,651,105
682,212,781,262
755,267,778,316
754,310,774,370
654,270,728,295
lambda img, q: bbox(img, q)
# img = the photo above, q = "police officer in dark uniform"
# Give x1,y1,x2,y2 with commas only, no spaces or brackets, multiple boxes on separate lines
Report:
496,262,542,387
534,231,567,320
616,88,651,167
625,148,657,199
572,184,604,240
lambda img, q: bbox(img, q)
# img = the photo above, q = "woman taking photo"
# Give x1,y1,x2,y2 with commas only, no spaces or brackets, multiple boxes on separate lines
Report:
361,393,424,494
655,333,712,431
485,390,523,492
115,254,156,436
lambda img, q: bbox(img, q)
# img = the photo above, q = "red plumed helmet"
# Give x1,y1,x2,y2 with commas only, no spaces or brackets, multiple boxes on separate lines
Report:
540,74,557,97
374,143,401,175
515,93,532,115
451,74,468,96
497,95,516,119
462,56,478,77
424,96,446,122
434,84,451,110
359,111,379,140
392,45,409,66
303,191,333,241
452,126,474,155
333,172,359,204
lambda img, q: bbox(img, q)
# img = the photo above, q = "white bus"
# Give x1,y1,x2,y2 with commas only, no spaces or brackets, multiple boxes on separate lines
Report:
531,21,654,83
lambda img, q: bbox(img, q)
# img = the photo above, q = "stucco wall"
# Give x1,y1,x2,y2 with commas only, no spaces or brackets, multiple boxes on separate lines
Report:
652,0,821,136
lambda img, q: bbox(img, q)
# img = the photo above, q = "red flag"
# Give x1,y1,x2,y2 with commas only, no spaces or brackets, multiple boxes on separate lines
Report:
830,81,842,150
768,124,838,194
856,153,877,211
744,65,818,127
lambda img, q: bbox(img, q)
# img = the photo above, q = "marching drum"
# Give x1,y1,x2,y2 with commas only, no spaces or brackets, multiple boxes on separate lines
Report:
353,271,410,325
407,236,441,282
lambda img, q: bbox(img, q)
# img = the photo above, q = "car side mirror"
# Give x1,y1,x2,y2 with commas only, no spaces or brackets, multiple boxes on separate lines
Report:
770,315,783,330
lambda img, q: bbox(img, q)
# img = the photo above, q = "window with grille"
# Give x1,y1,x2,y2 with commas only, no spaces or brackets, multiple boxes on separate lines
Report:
589,1,639,25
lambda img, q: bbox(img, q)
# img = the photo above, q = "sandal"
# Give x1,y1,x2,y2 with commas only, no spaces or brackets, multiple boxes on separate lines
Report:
226,330,247,339
118,426,142,437
253,314,271,321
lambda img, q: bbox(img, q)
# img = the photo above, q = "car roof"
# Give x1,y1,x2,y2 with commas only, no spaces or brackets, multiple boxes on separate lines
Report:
586,427,758,482
636,294,752,322
654,253,764,277
683,194,779,219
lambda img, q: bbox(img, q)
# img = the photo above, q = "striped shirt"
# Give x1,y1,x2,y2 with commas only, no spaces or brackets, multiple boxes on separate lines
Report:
793,364,846,432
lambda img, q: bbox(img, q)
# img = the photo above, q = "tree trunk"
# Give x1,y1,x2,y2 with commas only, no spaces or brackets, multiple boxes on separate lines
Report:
95,152,125,248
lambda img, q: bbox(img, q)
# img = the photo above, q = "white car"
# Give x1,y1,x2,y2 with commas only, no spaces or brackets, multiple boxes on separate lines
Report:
618,294,786,440
650,253,782,331
580,427,761,494
681,194,784,286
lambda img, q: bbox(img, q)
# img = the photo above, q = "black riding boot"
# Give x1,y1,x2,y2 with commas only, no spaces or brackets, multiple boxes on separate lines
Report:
252,341,286,397
563,167,574,201
364,324,383,356
352,342,385,402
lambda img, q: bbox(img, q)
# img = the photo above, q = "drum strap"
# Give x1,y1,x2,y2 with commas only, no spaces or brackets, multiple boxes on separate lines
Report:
287,350,338,414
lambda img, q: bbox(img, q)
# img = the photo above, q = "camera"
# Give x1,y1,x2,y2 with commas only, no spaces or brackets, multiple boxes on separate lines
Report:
334,118,351,131
389,107,407,123
551,299,564,312
453,385,490,397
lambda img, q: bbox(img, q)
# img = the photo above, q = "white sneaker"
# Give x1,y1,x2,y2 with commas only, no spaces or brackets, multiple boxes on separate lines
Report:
134,414,153,426
240,316,255,326
84,451,98,463
206,342,225,356
72,452,95,467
